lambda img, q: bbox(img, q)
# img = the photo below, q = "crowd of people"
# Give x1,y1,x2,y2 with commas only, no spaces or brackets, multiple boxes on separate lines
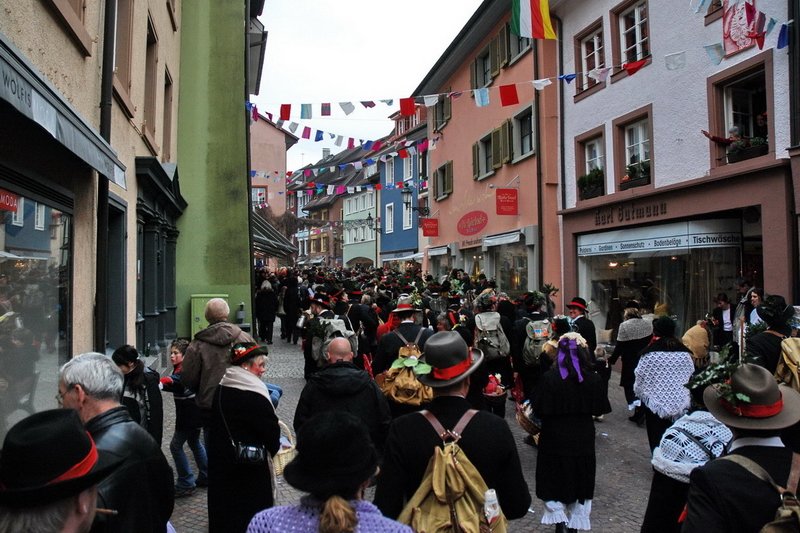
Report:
1,263,799,532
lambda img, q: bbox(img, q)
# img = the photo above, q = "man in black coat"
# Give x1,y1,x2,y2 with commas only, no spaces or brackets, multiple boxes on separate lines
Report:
683,364,800,532
294,337,391,451
567,296,597,353
374,331,532,521
512,292,551,402
58,352,174,533
373,301,433,375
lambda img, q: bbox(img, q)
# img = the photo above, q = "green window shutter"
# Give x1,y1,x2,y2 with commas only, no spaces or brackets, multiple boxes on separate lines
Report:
446,161,453,194
444,91,452,122
499,25,509,68
502,119,512,163
470,61,477,90
490,37,500,78
472,142,480,179
492,128,503,169
433,168,439,198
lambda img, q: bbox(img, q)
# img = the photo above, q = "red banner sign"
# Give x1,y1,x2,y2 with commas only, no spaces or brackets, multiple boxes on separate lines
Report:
457,211,488,236
0,189,18,213
496,188,518,215
421,218,439,237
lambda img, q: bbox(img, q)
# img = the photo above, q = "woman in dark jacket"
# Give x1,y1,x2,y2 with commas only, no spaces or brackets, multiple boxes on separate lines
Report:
111,344,163,445
208,342,280,533
608,305,653,424
533,332,610,531
745,294,794,373
255,280,279,344
281,275,301,344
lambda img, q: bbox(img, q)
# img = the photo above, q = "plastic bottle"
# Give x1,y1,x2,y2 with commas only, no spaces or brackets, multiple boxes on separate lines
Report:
484,488,500,524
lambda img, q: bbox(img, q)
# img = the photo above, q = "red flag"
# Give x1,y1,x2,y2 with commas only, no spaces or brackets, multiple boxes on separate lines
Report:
347,138,355,149
375,183,382,190
321,103,331,116
747,31,766,49
745,1,755,24
398,149,409,159
280,104,291,120
499,84,519,106
372,141,383,151
395,182,403,189
252,105,259,121
400,97,416,116
623,59,648,77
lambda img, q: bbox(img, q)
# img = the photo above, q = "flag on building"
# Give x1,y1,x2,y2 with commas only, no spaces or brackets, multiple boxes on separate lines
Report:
511,0,556,40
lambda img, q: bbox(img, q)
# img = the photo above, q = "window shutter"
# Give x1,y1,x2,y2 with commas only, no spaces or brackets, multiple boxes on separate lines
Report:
472,142,480,179
499,25,509,68
444,92,452,122
433,168,439,198
490,38,500,78
502,119,512,163
492,128,503,169
470,60,477,90
445,161,453,194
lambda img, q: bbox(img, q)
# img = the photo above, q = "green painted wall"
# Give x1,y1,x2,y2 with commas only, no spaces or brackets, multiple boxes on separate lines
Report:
175,1,253,337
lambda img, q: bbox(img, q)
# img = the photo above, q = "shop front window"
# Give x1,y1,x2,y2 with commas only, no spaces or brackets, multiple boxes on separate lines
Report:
577,219,742,335
0,190,71,440
497,244,528,297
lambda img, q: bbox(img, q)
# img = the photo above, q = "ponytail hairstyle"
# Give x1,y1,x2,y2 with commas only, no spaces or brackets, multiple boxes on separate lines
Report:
318,495,357,533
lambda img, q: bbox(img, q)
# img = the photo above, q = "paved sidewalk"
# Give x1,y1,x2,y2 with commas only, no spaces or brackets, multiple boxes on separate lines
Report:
164,326,653,532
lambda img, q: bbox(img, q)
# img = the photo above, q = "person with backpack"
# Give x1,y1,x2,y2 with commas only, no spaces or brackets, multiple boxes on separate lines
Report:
302,292,356,380
374,331,532,525
511,291,551,403
473,291,513,418
683,364,800,532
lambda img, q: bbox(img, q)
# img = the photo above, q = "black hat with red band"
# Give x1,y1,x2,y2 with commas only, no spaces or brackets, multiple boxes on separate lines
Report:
0,410,121,507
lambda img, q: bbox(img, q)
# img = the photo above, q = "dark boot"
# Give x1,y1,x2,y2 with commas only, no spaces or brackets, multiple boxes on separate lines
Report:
629,406,645,426
555,523,568,533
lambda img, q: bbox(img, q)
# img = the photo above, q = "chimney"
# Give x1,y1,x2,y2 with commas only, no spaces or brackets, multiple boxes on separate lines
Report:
322,148,331,159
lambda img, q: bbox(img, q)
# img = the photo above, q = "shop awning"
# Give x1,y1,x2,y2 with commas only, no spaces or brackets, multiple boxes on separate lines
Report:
483,231,521,248
0,34,127,188
310,256,325,264
427,246,449,256
251,212,296,257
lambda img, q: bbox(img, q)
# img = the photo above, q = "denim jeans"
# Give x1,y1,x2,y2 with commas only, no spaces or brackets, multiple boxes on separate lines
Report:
170,427,208,490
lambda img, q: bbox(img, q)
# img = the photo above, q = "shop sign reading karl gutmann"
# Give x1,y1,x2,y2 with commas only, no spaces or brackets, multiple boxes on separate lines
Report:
577,219,742,256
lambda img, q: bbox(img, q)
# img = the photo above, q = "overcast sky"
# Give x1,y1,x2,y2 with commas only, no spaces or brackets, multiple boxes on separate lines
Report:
254,0,485,172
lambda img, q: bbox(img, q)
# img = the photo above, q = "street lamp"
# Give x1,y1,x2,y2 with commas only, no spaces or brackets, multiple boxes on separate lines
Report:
401,185,430,216
366,213,380,267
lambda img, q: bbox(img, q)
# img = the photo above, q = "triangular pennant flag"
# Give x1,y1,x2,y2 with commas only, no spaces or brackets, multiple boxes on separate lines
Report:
664,51,686,70
765,17,778,37
588,67,611,82
623,59,648,76
356,186,362,192
375,183,382,190
380,99,394,106
275,118,284,128
250,170,257,177
747,31,765,49
499,84,520,106
532,78,552,90
360,101,376,108
778,23,790,49
372,141,383,151
558,73,577,84
301,104,312,119
704,43,725,65
280,104,291,120
363,140,374,151
745,0,755,25
418,139,429,152
321,102,331,116
474,88,490,107
327,185,335,194
314,130,324,142
353,162,363,170
335,135,343,147
693,0,710,14
407,146,417,157
251,105,258,121
423,95,439,107
302,127,311,139
347,138,355,149
398,149,409,159
400,97,416,116
340,102,355,115
347,187,354,194
449,91,464,99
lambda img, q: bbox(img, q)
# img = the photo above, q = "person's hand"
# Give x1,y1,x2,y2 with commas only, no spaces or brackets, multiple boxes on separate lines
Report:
701,129,711,139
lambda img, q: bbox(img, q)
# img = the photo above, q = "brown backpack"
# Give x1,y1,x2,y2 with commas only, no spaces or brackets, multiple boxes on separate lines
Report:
376,329,433,406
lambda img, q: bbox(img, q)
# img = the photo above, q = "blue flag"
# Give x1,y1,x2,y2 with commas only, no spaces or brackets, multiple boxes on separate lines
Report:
778,23,789,49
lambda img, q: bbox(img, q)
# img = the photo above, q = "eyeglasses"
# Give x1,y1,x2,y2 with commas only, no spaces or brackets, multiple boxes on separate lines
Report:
55,384,74,406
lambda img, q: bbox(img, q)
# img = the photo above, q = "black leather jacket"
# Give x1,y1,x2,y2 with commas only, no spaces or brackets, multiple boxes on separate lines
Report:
86,406,174,533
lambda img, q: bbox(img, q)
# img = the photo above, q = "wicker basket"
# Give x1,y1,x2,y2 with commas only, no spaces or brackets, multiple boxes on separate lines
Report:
274,420,297,477
515,403,541,436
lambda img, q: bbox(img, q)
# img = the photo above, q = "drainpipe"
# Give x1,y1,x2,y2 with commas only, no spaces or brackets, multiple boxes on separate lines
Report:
95,0,117,353
245,2,256,331
790,0,800,303
533,41,544,288
555,16,567,302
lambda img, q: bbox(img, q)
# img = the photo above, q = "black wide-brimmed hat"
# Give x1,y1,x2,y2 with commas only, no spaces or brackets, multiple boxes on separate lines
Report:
230,342,269,365
284,412,377,499
704,364,800,430
310,292,331,308
418,331,484,388
0,410,121,507
566,297,587,311
756,295,795,328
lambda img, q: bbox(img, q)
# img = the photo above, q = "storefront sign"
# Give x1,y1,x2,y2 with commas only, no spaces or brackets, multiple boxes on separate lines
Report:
460,238,483,248
595,201,668,226
457,211,488,236
495,188,518,215
421,218,439,237
578,219,741,256
0,189,18,212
